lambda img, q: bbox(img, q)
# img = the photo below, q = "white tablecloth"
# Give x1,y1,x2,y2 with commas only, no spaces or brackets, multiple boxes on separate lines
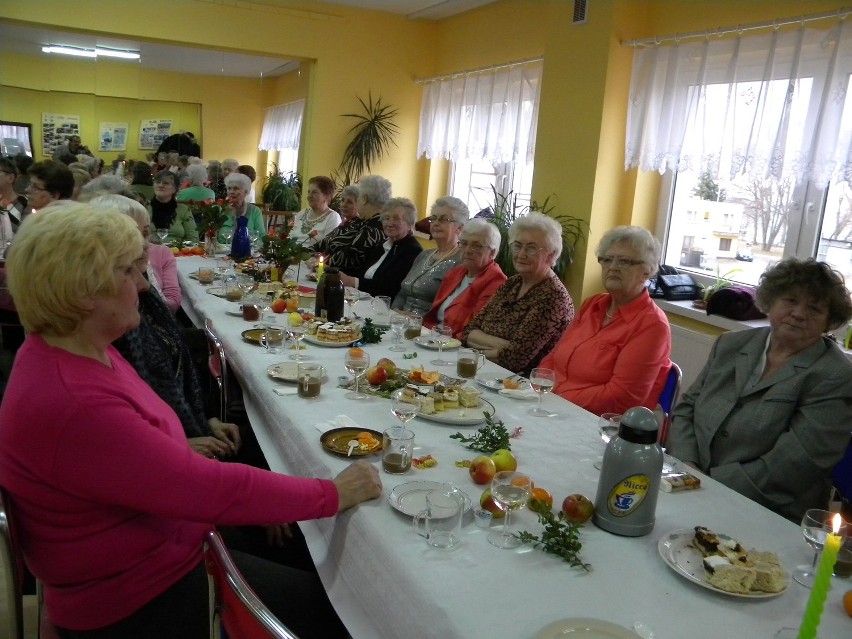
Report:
176,256,850,639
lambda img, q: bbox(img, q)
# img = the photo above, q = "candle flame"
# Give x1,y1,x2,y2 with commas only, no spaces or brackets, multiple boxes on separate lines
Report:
832,512,842,534
319,256,324,264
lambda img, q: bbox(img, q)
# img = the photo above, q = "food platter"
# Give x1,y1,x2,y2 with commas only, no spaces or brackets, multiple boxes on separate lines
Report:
413,336,461,350
320,427,383,457
657,528,788,599
387,481,472,516
302,332,361,347
266,361,326,382
416,398,495,426
533,618,638,639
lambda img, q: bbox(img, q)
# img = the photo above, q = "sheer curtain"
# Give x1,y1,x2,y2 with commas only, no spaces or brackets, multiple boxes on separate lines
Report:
0,124,33,157
417,62,542,164
625,21,852,188
258,99,305,152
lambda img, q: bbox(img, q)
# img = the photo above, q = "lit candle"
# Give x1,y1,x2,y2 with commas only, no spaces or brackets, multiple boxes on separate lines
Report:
797,513,843,639
317,255,324,282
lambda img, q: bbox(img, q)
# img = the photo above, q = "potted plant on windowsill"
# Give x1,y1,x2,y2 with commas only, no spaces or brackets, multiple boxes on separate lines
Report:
262,163,302,221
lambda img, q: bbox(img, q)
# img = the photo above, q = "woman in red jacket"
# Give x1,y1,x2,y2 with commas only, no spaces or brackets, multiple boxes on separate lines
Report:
424,219,506,338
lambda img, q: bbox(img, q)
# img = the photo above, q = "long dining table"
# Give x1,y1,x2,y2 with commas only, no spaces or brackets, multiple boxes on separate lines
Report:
176,255,850,639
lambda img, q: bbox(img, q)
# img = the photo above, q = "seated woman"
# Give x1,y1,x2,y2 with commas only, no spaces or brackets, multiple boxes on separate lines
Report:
128,161,155,203
289,175,341,247
176,163,215,204
217,172,266,244
338,183,360,227
0,202,381,638
667,258,852,522
539,226,670,416
463,212,574,377
147,170,197,244
423,219,506,338
26,160,74,211
339,197,423,300
314,174,390,272
393,196,468,315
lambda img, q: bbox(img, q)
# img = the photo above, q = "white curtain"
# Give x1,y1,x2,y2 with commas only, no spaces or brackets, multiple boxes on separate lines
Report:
258,99,305,151
417,62,542,164
0,125,32,156
625,21,852,188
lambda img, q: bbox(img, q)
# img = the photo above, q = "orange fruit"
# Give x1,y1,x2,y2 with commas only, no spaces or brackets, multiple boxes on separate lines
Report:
192,246,205,255
511,476,533,489
528,487,553,513
180,247,192,255
843,589,852,617
503,378,520,390
348,347,366,358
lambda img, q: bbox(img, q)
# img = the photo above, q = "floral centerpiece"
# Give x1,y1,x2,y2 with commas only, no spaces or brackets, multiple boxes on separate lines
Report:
260,222,315,280
187,198,230,256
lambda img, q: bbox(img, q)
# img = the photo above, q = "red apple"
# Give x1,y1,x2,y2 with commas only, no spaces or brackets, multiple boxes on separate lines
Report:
479,488,505,519
364,365,388,385
561,493,594,524
376,357,397,378
469,455,497,485
490,448,517,472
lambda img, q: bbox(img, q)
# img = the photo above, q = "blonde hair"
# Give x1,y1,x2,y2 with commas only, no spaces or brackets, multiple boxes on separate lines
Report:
7,202,143,336
89,194,150,227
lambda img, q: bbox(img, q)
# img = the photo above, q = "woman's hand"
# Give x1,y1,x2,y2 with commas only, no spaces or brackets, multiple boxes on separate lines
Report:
333,461,382,512
265,523,294,546
339,272,358,289
466,329,510,351
208,418,241,454
188,436,233,459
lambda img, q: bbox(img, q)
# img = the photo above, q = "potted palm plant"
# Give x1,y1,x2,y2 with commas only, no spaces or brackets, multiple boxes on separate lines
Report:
261,163,302,213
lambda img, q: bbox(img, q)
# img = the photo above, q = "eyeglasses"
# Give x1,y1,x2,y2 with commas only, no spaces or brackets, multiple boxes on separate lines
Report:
457,240,486,252
428,215,456,224
509,242,544,256
597,256,645,269
26,184,48,193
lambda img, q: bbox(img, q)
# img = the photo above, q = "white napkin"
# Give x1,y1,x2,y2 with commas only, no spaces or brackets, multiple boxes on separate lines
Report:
314,414,362,434
498,388,538,401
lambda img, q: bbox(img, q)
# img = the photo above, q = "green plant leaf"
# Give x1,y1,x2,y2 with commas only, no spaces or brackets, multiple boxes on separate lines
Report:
339,91,400,182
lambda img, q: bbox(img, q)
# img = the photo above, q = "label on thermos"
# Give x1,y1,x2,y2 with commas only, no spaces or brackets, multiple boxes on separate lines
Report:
606,474,650,517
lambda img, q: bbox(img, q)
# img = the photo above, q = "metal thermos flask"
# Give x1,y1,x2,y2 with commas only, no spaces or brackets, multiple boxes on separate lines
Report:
592,406,663,537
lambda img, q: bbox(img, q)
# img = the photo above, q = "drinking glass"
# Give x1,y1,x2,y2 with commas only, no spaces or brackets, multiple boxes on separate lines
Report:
430,324,454,366
287,313,308,361
593,413,621,470
388,314,408,352
260,311,285,355
488,471,532,549
404,313,423,340
222,228,234,245
793,509,850,587
371,295,391,326
237,274,255,301
248,228,261,251
344,287,360,318
156,227,169,243
344,351,370,400
390,388,419,424
215,257,231,280
528,367,556,417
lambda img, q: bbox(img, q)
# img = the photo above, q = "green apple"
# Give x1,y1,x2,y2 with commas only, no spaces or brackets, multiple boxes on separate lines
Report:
490,448,517,472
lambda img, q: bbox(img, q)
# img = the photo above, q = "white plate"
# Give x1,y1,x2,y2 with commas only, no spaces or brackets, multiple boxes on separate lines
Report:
657,528,788,598
475,373,530,392
302,332,361,347
206,287,227,298
498,388,538,401
534,618,638,639
225,306,243,316
413,336,462,350
416,398,495,425
387,481,472,517
266,361,326,382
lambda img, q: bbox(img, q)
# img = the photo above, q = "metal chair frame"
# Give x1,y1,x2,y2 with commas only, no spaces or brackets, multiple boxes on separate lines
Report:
657,362,682,445
204,321,228,421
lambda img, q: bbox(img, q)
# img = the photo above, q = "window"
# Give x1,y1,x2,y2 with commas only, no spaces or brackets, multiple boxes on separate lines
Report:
628,22,852,288
258,100,304,173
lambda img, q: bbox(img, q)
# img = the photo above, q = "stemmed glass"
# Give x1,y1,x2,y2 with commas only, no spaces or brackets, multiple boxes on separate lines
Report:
488,471,532,549
215,257,230,281
593,413,621,470
248,228,261,252
430,324,454,366
793,509,850,587
222,228,234,248
344,351,370,400
528,367,556,417
156,227,169,243
237,274,256,302
344,287,360,318
390,388,419,423
286,313,308,361
388,314,408,352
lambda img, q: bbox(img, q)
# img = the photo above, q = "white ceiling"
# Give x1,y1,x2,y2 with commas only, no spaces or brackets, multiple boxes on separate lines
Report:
0,0,497,78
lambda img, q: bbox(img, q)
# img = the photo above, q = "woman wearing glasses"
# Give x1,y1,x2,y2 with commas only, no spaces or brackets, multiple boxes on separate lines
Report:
423,219,506,338
393,196,469,314
463,212,574,377
540,226,671,416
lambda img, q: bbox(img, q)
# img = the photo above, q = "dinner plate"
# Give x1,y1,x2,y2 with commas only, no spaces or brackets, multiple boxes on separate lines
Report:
320,427,383,457
475,373,530,392
266,361,326,382
241,328,265,344
533,618,638,639
206,286,228,298
416,398,495,425
387,481,472,516
302,332,361,347
413,336,462,350
657,528,788,598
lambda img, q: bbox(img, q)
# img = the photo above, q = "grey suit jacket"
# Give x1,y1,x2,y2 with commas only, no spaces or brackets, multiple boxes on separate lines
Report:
667,327,852,522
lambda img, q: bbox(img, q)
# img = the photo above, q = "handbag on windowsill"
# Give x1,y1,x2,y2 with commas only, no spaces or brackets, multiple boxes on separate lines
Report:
648,265,704,301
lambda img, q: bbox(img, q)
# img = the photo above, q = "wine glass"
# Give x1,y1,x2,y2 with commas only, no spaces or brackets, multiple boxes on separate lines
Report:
593,413,622,470
528,367,556,417
793,509,850,587
286,313,308,361
388,314,408,352
156,227,169,243
488,471,532,549
371,295,391,326
430,324,454,366
248,228,261,251
344,351,370,400
222,228,234,247
237,274,256,302
390,388,419,423
214,257,231,281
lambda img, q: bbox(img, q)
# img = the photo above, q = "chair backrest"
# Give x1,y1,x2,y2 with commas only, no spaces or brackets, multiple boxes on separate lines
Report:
204,530,299,639
833,439,852,500
657,362,682,445
0,489,25,639
204,320,228,421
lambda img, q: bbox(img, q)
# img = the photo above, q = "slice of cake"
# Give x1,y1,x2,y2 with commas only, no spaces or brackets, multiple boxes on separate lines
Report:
703,556,756,594
749,551,786,593
459,387,481,408
419,396,435,415
443,389,460,408
429,391,445,412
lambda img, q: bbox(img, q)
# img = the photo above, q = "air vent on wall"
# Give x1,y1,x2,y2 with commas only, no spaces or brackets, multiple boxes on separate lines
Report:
573,0,588,25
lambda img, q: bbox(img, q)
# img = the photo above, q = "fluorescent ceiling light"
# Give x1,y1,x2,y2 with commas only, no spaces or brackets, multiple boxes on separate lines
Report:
41,45,140,60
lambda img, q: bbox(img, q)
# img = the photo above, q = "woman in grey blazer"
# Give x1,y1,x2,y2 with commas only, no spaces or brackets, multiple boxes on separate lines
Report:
667,258,852,522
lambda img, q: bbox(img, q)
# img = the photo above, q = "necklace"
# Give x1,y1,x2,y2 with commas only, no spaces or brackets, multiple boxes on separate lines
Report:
426,246,458,267
301,208,330,234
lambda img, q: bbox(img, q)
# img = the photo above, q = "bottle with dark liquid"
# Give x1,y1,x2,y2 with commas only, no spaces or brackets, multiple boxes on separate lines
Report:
315,267,345,322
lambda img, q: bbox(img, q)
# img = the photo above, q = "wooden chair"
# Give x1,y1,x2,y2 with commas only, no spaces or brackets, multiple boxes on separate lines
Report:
656,362,682,445
204,320,228,421
204,530,299,639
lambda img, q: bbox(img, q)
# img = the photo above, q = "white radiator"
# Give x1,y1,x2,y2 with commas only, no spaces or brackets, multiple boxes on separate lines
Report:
669,323,717,393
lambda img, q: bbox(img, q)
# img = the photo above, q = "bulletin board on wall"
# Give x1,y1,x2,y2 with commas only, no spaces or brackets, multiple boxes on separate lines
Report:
42,112,80,157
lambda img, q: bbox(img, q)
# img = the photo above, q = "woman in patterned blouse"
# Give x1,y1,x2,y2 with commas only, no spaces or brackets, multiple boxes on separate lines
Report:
463,212,574,377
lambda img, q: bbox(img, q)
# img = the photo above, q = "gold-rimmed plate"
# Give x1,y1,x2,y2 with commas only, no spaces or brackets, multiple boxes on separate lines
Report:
320,427,383,457
266,361,327,382
413,336,462,350
241,328,265,344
